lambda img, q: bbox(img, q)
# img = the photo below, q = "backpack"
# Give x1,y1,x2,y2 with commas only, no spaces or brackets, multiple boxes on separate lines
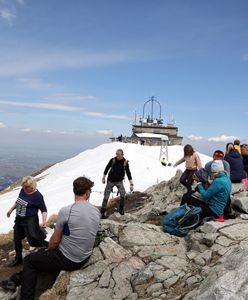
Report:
163,204,202,237
110,158,128,173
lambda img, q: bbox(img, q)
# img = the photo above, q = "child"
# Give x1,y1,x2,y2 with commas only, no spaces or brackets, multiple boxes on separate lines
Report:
174,144,202,192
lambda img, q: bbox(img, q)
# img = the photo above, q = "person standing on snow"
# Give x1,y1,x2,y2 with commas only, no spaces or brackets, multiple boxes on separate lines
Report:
101,149,133,218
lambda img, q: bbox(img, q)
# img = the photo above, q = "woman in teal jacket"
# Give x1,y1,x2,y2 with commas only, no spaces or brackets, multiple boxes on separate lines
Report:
181,160,231,219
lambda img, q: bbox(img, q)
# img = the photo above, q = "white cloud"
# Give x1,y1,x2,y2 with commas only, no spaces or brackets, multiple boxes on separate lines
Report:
16,77,54,90
84,111,129,120
96,130,113,136
0,99,129,120
43,93,96,103
0,122,6,128
0,49,145,77
43,130,52,134
0,99,81,112
208,135,237,142
0,8,15,25
0,0,24,26
20,128,31,132
187,134,203,141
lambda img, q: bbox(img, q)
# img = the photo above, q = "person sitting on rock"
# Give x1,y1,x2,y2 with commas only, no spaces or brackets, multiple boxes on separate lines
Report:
174,144,202,192
241,144,248,176
204,149,235,219
181,160,232,221
224,143,246,183
19,176,100,300
205,150,230,177
234,139,241,154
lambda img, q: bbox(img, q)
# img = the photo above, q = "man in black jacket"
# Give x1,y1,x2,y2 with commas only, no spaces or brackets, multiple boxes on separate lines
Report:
101,149,133,218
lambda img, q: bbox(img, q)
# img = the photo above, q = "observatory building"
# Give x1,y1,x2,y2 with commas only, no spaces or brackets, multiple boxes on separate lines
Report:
111,96,183,146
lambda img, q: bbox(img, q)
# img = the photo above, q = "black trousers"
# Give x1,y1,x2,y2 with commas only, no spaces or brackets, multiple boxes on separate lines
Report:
14,220,27,262
181,193,219,219
180,169,197,192
21,248,88,300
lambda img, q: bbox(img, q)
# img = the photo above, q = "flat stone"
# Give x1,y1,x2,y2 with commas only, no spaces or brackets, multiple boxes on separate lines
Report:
99,267,111,288
163,275,179,288
186,276,199,286
67,281,98,300
70,260,108,286
146,283,163,296
112,257,145,299
99,237,132,263
136,244,186,262
154,269,174,283
193,255,206,266
119,223,173,247
215,235,237,247
201,250,212,264
125,293,138,300
100,220,126,237
131,267,154,286
219,223,248,241
201,233,218,247
84,247,104,267
155,255,188,271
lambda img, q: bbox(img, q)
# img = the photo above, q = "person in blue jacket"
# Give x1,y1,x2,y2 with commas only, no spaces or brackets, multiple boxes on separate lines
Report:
181,160,231,219
205,150,230,177
224,143,246,183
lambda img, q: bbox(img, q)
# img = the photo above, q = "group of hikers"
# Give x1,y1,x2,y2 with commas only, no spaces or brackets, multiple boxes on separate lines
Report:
1,141,248,298
2,176,101,299
1,148,132,299
174,140,248,221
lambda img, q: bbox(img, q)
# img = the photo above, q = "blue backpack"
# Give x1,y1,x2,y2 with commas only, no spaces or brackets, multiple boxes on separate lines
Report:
163,204,202,237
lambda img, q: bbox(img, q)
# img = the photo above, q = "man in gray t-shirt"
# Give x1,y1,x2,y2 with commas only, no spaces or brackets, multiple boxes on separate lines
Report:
56,201,100,262
20,177,101,300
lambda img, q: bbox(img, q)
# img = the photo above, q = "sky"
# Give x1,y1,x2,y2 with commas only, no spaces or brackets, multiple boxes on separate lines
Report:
0,142,211,233
0,0,248,157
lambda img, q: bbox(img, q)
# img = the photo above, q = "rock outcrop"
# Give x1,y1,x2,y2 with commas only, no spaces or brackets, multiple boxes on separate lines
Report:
1,170,248,300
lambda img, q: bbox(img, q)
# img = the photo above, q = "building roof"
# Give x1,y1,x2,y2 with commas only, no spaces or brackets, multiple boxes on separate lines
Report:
135,132,169,140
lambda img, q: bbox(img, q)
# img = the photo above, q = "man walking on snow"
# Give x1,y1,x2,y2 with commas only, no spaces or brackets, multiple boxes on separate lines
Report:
101,149,133,218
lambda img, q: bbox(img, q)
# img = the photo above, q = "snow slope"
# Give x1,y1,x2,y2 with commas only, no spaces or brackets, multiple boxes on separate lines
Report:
0,142,211,233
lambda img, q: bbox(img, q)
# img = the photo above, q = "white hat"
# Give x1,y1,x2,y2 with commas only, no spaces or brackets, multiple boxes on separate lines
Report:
211,160,224,173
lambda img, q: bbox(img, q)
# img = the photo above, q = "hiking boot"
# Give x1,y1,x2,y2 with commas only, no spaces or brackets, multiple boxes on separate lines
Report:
8,259,22,267
119,207,124,215
119,197,125,215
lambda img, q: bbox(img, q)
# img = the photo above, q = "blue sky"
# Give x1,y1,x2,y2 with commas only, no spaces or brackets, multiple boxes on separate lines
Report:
0,0,248,155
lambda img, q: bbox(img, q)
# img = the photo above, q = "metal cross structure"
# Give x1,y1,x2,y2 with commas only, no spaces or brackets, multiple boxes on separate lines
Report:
159,136,169,161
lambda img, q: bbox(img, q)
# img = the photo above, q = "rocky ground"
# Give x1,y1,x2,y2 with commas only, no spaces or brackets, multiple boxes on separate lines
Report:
1,170,248,300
